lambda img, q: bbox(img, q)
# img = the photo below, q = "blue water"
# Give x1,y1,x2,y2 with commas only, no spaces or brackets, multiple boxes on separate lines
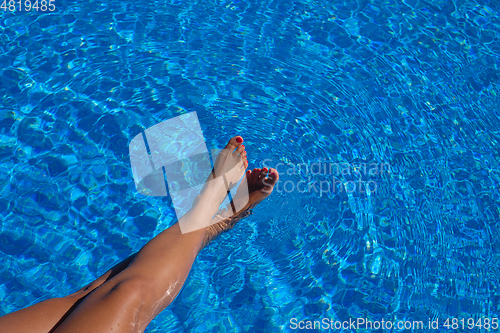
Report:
1,0,500,332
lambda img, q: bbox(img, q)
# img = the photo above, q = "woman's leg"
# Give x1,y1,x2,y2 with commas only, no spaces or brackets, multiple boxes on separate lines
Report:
53,140,280,333
51,136,256,333
0,161,276,333
0,136,279,333
0,135,245,333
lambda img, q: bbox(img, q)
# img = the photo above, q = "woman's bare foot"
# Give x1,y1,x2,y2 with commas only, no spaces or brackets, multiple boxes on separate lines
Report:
191,136,248,206
208,135,248,188
202,167,279,248
180,136,248,234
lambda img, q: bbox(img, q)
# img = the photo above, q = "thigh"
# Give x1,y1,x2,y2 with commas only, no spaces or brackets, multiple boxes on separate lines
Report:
0,254,137,333
0,295,81,333
53,275,153,333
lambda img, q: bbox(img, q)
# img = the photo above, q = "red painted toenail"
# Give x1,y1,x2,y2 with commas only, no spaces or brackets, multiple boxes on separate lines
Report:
263,168,268,171
236,137,243,143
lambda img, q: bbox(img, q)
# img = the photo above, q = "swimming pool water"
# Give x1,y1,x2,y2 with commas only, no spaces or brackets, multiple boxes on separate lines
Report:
1,0,500,332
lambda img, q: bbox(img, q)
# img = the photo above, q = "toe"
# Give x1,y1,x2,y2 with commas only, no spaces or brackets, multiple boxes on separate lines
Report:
250,168,259,182
265,168,279,186
253,168,261,182
259,167,268,179
226,136,244,150
235,144,245,156
269,168,279,181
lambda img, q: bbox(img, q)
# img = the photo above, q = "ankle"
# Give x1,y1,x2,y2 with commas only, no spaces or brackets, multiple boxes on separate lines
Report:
199,176,228,205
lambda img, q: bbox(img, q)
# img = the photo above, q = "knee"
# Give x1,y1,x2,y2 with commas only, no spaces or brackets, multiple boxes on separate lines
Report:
108,276,154,305
111,276,149,296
